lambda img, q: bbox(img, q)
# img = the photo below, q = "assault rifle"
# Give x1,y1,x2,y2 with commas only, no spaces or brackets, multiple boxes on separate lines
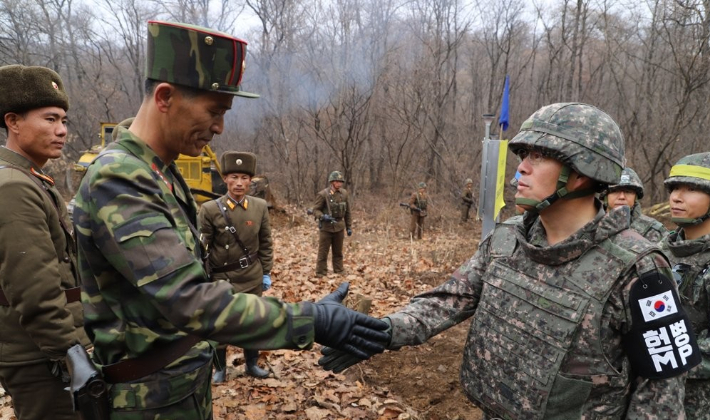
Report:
399,203,421,213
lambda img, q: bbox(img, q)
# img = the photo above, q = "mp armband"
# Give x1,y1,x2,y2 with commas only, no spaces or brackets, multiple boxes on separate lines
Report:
623,271,701,379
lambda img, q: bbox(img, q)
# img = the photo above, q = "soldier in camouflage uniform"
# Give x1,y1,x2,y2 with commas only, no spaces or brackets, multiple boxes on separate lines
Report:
321,103,699,419
660,152,710,419
409,182,428,239
312,171,352,276
0,65,89,420
602,167,667,242
73,21,389,419
198,152,272,382
460,178,474,223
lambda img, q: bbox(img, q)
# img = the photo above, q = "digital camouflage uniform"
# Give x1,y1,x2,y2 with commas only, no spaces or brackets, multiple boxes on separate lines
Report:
74,126,314,419
409,185,428,239
604,167,667,242
661,152,710,419
313,172,352,276
460,179,474,223
0,65,89,420
320,103,698,419
388,208,686,419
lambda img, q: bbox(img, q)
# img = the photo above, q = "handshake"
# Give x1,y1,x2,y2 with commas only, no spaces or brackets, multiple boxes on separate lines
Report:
312,283,391,373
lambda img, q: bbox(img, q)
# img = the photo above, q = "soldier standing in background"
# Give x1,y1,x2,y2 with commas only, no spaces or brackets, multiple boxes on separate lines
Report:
0,65,89,420
602,167,667,242
660,152,710,419
321,103,698,419
312,171,352,277
409,182,428,239
460,178,474,223
199,152,272,382
73,21,389,418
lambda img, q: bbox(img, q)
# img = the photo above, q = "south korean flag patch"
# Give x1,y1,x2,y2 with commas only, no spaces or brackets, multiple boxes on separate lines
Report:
624,271,701,379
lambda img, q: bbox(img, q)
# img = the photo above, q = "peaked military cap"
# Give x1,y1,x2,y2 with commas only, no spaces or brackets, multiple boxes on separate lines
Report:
221,151,257,177
0,65,69,128
146,20,259,98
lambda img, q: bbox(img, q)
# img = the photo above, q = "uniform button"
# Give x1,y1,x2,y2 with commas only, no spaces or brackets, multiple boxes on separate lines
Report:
298,336,306,344
225,244,229,249
63,256,70,262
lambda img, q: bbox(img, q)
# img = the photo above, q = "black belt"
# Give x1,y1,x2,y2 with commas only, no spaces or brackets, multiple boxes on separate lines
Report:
0,287,81,306
211,252,260,273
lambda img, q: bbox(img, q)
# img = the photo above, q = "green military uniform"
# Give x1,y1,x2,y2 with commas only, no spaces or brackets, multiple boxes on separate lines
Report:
409,184,428,239
74,126,313,418
74,21,390,419
198,151,273,380
313,172,352,276
460,179,474,223
661,152,710,419
0,65,89,420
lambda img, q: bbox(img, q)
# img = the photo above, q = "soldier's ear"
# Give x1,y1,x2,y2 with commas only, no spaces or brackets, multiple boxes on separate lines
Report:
4,112,21,133
153,83,177,113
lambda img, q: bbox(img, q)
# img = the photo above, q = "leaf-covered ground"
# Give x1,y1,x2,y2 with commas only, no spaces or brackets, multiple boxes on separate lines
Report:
1,201,486,420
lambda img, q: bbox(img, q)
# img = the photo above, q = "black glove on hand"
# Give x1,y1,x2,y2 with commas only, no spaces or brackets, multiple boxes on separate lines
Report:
319,317,391,373
347,228,352,236
321,214,335,223
312,283,390,360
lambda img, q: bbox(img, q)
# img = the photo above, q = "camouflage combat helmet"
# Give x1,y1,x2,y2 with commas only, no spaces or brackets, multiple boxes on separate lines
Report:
465,178,473,185
605,167,644,199
664,152,710,226
146,21,259,98
509,103,625,212
328,171,345,182
418,182,427,188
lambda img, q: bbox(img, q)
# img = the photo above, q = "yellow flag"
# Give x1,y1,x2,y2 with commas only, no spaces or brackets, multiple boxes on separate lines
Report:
494,140,508,219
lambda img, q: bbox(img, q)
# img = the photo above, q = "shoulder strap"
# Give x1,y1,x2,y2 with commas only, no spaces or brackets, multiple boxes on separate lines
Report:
215,198,251,258
0,165,75,255
323,189,333,215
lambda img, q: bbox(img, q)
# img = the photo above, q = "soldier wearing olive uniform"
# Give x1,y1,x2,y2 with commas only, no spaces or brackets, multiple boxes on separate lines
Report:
73,21,389,419
321,103,698,419
198,152,273,382
313,171,352,277
603,167,667,242
460,178,474,223
0,65,89,420
660,152,710,419
409,182,428,239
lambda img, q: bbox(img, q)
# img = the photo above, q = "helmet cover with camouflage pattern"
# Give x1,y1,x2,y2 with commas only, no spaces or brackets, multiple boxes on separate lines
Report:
664,152,710,195
328,171,345,183
146,21,259,98
508,103,624,185
465,178,473,185
418,182,427,188
607,167,644,199
0,65,69,129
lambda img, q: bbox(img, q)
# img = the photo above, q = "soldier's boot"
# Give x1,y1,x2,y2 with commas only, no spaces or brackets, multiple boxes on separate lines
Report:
212,347,227,384
244,350,269,378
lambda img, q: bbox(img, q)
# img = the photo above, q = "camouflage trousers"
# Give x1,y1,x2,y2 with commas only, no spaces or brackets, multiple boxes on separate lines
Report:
108,360,213,420
410,213,425,239
0,361,79,420
685,379,710,419
316,229,345,276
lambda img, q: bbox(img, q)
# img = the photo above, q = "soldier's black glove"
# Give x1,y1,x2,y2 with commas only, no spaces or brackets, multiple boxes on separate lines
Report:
319,318,392,373
321,214,335,223
347,228,352,236
311,283,390,360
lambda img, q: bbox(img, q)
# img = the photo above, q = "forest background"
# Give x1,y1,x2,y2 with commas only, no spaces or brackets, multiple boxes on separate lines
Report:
1,0,709,206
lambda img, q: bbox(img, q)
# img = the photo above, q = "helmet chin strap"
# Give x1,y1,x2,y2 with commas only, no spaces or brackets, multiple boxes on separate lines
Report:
672,209,710,227
515,165,597,214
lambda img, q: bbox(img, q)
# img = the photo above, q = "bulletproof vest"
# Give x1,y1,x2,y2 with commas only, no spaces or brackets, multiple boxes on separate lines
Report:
630,205,666,242
460,223,646,419
416,194,428,210
328,191,348,219
667,239,710,346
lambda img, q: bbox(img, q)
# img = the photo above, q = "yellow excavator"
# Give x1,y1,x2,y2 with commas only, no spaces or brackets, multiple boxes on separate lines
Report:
70,122,226,205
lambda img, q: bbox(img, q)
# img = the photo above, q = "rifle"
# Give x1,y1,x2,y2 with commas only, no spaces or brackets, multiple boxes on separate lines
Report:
66,344,110,420
399,203,421,212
